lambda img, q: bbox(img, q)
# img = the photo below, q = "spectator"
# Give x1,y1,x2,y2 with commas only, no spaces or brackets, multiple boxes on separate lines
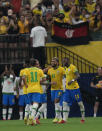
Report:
61,4,71,20
19,6,26,16
89,14,102,32
25,12,35,31
30,16,47,68
94,4,102,15
0,16,8,35
54,12,71,24
69,6,84,25
18,15,29,34
0,0,13,16
80,8,90,22
85,0,96,14
7,10,19,34
32,3,42,16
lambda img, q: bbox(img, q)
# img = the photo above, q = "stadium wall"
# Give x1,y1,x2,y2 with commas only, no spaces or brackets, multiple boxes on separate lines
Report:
46,41,102,66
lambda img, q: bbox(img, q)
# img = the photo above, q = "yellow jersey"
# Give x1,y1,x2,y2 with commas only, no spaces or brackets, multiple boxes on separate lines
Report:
65,64,79,90
86,3,96,13
20,68,28,94
33,9,42,16
18,20,29,34
48,66,65,90
25,67,44,94
0,25,7,34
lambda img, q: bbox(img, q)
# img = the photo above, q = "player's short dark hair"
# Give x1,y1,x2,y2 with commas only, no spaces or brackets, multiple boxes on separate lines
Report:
25,59,29,65
63,57,70,61
53,57,59,63
98,67,102,69
30,58,36,66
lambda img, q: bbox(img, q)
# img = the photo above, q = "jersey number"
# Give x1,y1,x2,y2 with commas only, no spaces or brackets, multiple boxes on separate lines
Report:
75,94,79,100
30,72,38,82
52,74,55,78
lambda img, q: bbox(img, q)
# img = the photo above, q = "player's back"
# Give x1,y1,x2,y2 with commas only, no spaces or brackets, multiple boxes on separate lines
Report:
26,67,44,94
20,68,28,94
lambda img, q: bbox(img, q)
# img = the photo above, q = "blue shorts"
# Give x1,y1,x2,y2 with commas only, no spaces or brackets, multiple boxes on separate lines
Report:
63,88,82,106
24,94,30,105
28,93,42,104
41,93,47,103
59,92,64,106
2,94,15,106
19,95,25,106
51,90,63,102
19,95,30,106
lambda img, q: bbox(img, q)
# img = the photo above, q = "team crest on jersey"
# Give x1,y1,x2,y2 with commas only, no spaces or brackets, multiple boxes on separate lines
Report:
68,69,70,71
57,71,59,74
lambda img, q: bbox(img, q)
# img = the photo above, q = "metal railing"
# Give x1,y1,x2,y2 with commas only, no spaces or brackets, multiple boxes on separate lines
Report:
0,34,98,73
0,34,30,64
45,46,98,73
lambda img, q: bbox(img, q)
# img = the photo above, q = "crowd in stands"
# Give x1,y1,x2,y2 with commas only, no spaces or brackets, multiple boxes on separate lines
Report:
0,0,102,35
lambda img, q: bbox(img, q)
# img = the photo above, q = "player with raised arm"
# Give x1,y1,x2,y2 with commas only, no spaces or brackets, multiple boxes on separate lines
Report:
59,57,85,124
1,65,15,120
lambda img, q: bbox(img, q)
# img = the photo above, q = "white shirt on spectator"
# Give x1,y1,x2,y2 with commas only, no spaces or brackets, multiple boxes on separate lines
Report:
30,26,47,47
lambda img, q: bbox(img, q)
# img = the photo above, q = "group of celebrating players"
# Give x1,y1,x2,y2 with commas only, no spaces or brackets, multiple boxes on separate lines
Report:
1,57,85,125
19,57,85,125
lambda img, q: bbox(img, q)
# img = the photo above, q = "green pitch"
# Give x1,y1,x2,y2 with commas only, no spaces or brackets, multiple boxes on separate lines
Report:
0,117,102,131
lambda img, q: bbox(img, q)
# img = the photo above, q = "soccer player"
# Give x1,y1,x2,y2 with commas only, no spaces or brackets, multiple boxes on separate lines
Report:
35,74,48,124
23,58,46,125
1,65,15,120
59,57,85,124
14,76,25,120
90,67,102,117
47,57,65,123
19,60,30,123
35,59,54,124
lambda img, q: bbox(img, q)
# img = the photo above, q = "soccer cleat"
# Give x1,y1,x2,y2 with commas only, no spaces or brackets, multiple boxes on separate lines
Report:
32,120,37,126
58,120,66,124
7,118,11,120
24,117,28,125
27,117,33,125
94,114,96,118
57,118,63,123
52,118,59,123
80,119,85,123
19,118,23,120
36,118,40,124
3,118,6,120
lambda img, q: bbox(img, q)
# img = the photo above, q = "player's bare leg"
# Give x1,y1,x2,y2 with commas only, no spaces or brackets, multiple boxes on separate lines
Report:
93,101,99,117
78,101,85,123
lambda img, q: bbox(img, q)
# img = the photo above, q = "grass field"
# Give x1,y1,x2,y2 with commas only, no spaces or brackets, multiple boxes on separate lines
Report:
0,117,102,131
